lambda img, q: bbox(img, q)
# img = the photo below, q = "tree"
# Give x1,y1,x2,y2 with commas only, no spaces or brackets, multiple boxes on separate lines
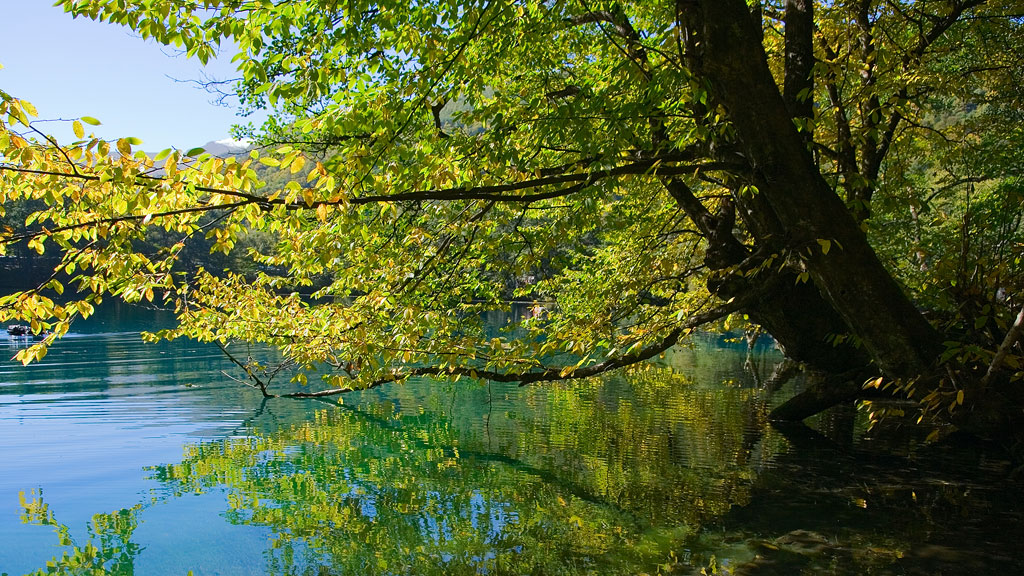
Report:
1,0,1022,435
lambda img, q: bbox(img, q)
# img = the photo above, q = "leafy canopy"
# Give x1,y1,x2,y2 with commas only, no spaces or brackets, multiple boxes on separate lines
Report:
1,0,1022,396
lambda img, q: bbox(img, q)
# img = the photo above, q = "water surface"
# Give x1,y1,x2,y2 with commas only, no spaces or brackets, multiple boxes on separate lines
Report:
1,307,1021,575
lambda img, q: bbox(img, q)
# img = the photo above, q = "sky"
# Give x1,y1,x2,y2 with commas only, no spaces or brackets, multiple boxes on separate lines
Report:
0,2,266,151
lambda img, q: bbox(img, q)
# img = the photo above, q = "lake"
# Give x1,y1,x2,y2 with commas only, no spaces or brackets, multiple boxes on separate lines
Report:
1,304,1022,575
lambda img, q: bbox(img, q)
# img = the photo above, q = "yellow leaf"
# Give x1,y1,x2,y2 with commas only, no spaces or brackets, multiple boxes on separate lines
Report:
80,116,102,126
21,100,38,117
956,389,964,405
290,155,306,174
817,238,831,255
73,120,85,139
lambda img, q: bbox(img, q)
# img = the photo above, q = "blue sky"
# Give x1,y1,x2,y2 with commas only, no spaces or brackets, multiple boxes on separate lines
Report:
0,2,265,150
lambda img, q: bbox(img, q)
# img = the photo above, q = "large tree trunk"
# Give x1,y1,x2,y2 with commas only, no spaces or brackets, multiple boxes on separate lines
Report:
663,179,869,373
693,0,944,381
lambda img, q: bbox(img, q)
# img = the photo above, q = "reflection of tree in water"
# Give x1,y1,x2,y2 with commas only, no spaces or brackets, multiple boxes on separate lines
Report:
18,489,142,576
440,365,779,527
143,362,791,575
19,352,1015,575
151,411,661,574
143,360,1024,575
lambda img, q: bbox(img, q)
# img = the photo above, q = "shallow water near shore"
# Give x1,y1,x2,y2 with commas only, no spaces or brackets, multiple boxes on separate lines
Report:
1,304,1021,575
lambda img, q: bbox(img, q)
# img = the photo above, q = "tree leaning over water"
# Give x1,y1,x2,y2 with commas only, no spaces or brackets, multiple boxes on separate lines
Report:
1,0,1022,435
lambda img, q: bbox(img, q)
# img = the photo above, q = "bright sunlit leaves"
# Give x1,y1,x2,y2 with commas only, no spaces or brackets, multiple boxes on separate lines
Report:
0,0,1019,417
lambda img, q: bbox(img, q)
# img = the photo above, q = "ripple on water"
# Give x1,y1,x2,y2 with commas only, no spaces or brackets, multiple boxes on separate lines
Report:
2,324,1023,575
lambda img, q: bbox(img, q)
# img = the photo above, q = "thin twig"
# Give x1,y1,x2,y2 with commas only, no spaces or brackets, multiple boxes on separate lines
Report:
983,303,1024,386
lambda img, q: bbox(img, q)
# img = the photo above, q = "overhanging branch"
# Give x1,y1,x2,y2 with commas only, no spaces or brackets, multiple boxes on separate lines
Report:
1,156,740,216
276,294,755,399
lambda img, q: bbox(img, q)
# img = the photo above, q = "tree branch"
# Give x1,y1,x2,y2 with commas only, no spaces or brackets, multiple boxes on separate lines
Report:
2,157,740,214
216,340,272,397
982,303,1024,386
0,196,248,245
277,294,755,398
783,0,814,126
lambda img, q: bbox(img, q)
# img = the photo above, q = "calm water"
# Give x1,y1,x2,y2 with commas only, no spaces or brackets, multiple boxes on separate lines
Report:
1,305,1022,575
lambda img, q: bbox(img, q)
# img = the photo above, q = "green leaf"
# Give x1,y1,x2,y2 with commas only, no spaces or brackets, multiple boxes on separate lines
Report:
80,116,102,126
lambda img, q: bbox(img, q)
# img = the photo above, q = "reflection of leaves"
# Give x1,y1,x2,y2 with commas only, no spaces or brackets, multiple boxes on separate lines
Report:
19,489,57,526
154,408,671,574
147,362,788,574
17,489,143,576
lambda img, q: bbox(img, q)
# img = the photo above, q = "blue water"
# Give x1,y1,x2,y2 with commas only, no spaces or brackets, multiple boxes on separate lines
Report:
1,305,1022,575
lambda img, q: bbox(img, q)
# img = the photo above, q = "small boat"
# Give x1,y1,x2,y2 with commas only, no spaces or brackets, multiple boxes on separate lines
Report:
7,324,30,337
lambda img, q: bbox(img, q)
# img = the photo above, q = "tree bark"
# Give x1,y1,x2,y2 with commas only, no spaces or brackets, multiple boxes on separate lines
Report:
694,0,944,380
769,368,873,422
783,0,815,126
662,179,868,373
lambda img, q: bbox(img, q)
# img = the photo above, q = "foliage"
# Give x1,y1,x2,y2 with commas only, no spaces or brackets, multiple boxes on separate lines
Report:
1,0,1022,419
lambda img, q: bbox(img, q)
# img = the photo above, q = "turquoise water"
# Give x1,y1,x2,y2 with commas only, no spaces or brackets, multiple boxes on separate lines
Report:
1,305,1022,574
